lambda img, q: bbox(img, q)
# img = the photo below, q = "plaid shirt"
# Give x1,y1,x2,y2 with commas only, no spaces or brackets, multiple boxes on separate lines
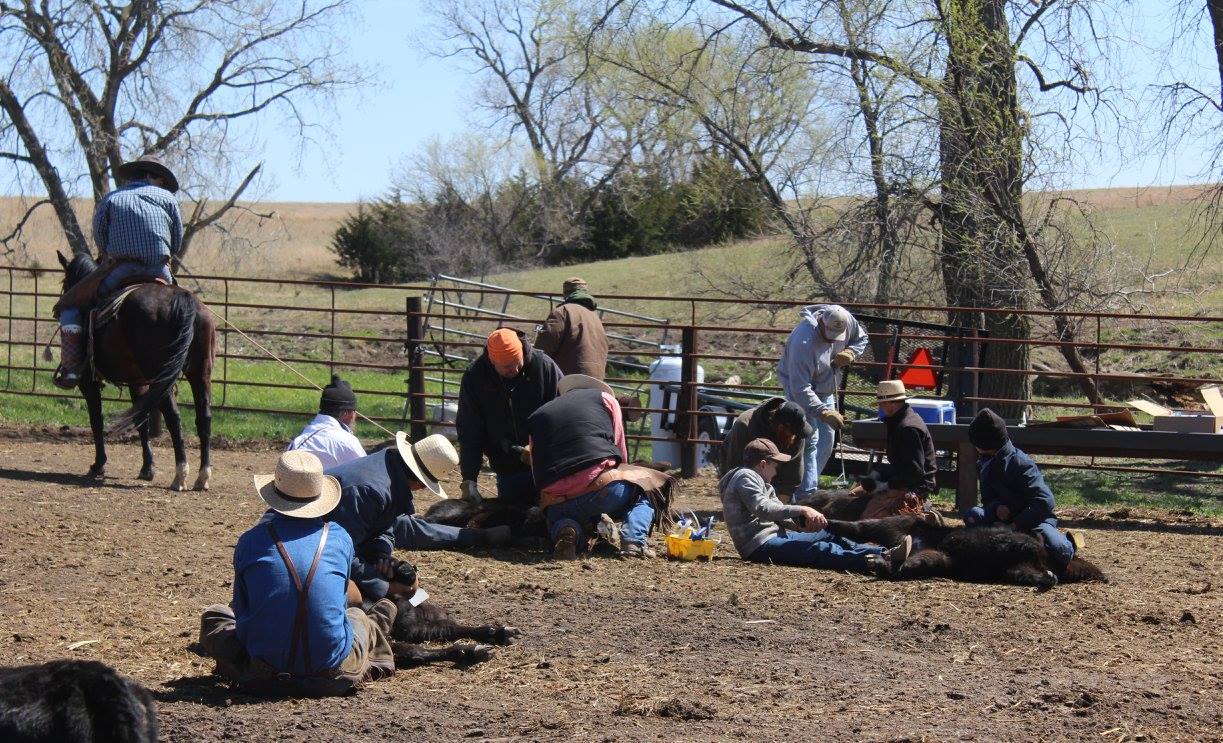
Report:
92,180,183,264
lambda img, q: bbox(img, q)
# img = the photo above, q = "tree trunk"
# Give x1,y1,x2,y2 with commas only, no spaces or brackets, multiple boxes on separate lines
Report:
0,81,91,257
937,0,1030,421
1209,0,1223,102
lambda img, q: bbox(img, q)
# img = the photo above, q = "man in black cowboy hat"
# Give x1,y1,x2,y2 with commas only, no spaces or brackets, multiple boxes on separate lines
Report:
55,153,184,388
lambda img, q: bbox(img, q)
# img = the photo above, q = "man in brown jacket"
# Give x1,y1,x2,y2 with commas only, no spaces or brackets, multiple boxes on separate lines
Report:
535,277,609,379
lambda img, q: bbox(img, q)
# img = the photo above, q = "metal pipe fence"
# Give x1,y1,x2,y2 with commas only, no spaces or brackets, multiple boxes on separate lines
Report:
2,266,1220,484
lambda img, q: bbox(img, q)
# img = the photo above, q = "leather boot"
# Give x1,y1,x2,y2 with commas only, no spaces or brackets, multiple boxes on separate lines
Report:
54,325,84,389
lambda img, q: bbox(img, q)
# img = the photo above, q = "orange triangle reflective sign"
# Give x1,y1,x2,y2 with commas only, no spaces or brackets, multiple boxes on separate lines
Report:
898,347,938,390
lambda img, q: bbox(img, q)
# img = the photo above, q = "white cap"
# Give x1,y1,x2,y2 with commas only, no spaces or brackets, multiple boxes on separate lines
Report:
821,305,851,341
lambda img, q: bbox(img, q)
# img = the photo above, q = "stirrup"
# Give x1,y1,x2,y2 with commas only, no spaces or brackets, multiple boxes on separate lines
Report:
53,365,81,389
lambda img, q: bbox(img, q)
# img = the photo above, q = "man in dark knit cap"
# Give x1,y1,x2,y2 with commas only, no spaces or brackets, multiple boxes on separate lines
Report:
962,408,1083,567
288,374,366,468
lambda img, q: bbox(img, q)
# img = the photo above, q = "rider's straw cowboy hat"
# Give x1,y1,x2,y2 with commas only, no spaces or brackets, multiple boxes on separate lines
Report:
115,153,180,193
395,431,460,498
253,450,341,519
875,379,910,403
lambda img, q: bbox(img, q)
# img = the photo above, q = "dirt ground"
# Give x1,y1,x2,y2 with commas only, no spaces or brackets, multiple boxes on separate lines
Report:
0,430,1220,742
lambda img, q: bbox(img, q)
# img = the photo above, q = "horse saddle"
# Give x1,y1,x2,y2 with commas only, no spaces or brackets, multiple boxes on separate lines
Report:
53,259,170,318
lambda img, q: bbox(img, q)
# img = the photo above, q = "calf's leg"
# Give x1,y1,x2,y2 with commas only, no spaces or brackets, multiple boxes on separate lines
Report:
391,641,492,668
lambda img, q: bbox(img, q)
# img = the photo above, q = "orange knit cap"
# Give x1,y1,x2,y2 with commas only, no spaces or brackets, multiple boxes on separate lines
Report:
486,328,524,366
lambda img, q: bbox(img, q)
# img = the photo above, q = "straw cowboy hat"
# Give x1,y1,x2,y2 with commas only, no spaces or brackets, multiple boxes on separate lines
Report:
558,373,614,397
253,450,341,519
115,153,180,193
395,431,459,498
876,379,910,403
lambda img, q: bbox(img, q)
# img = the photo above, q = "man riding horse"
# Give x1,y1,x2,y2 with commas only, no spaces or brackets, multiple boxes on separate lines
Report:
54,154,182,389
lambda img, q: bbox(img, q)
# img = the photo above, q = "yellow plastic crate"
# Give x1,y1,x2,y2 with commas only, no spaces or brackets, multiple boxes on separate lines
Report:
665,534,717,561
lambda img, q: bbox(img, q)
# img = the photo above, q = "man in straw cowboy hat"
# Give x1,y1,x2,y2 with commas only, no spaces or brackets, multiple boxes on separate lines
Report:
846,380,937,519
534,276,609,379
719,438,910,576
54,153,184,388
777,304,870,500
456,327,562,505
287,374,366,468
326,432,509,601
197,450,398,695
527,373,674,559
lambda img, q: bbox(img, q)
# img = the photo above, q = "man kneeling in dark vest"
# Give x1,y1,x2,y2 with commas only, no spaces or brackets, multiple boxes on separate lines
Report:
528,374,674,559
198,451,397,696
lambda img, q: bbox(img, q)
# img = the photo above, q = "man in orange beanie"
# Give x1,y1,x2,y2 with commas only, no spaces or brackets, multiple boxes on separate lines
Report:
456,327,562,505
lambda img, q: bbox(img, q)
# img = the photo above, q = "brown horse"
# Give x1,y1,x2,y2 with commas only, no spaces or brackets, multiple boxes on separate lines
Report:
57,252,216,491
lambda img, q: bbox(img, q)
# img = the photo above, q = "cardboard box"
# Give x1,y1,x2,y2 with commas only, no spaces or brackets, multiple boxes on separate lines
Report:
1152,413,1223,434
1127,385,1223,434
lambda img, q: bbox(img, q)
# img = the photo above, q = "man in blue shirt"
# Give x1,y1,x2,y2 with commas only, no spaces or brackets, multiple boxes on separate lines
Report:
327,432,498,601
55,154,184,388
961,408,1083,567
198,451,400,695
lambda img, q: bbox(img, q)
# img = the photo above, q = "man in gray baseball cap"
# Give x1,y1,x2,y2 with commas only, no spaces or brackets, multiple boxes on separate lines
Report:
717,397,813,500
718,438,910,576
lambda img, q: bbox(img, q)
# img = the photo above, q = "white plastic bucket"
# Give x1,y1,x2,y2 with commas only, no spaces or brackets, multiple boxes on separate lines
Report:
647,351,704,465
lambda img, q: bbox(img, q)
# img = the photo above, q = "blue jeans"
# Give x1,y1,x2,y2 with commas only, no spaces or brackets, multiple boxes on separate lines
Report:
748,530,883,572
797,392,837,496
495,470,539,506
59,261,173,328
545,480,654,549
962,506,1075,567
392,515,476,551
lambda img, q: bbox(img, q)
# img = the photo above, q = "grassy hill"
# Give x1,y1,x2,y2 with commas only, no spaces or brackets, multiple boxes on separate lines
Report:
2,185,1217,308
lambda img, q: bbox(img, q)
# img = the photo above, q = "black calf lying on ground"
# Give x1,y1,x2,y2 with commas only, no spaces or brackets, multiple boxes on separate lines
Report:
386,561,521,668
0,660,158,743
793,489,872,520
825,515,1107,589
422,498,547,546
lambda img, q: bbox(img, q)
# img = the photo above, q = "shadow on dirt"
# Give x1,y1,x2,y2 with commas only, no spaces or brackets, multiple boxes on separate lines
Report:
0,467,146,490
154,675,268,708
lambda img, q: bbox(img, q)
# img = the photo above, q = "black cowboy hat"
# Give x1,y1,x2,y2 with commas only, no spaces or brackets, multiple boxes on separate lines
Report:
115,153,179,193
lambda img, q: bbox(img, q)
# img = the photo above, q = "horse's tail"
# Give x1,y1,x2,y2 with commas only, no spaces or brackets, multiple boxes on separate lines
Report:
109,290,197,433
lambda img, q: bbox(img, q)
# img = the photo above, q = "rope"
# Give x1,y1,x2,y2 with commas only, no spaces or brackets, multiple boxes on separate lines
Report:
200,303,397,439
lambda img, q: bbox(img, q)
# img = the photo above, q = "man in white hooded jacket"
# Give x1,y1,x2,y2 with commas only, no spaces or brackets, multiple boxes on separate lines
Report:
777,304,869,499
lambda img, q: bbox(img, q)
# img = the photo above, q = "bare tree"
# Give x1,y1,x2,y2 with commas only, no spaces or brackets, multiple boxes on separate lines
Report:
426,0,628,260
1155,0,1223,251
698,0,1128,413
0,0,360,264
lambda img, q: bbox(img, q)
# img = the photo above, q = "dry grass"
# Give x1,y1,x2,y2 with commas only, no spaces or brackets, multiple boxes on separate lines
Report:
3,184,1216,285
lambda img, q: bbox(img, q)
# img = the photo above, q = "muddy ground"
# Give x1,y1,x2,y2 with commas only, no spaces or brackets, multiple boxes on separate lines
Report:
0,430,1220,742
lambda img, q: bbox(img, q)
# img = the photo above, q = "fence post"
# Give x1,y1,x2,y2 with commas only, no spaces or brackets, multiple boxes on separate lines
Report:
679,326,699,478
406,295,427,441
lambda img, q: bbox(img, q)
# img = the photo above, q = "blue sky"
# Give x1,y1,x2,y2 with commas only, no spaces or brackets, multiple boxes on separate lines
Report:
253,0,1218,202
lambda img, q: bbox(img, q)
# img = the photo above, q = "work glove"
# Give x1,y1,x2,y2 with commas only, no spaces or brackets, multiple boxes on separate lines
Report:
461,480,484,504
818,408,844,431
832,350,855,369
